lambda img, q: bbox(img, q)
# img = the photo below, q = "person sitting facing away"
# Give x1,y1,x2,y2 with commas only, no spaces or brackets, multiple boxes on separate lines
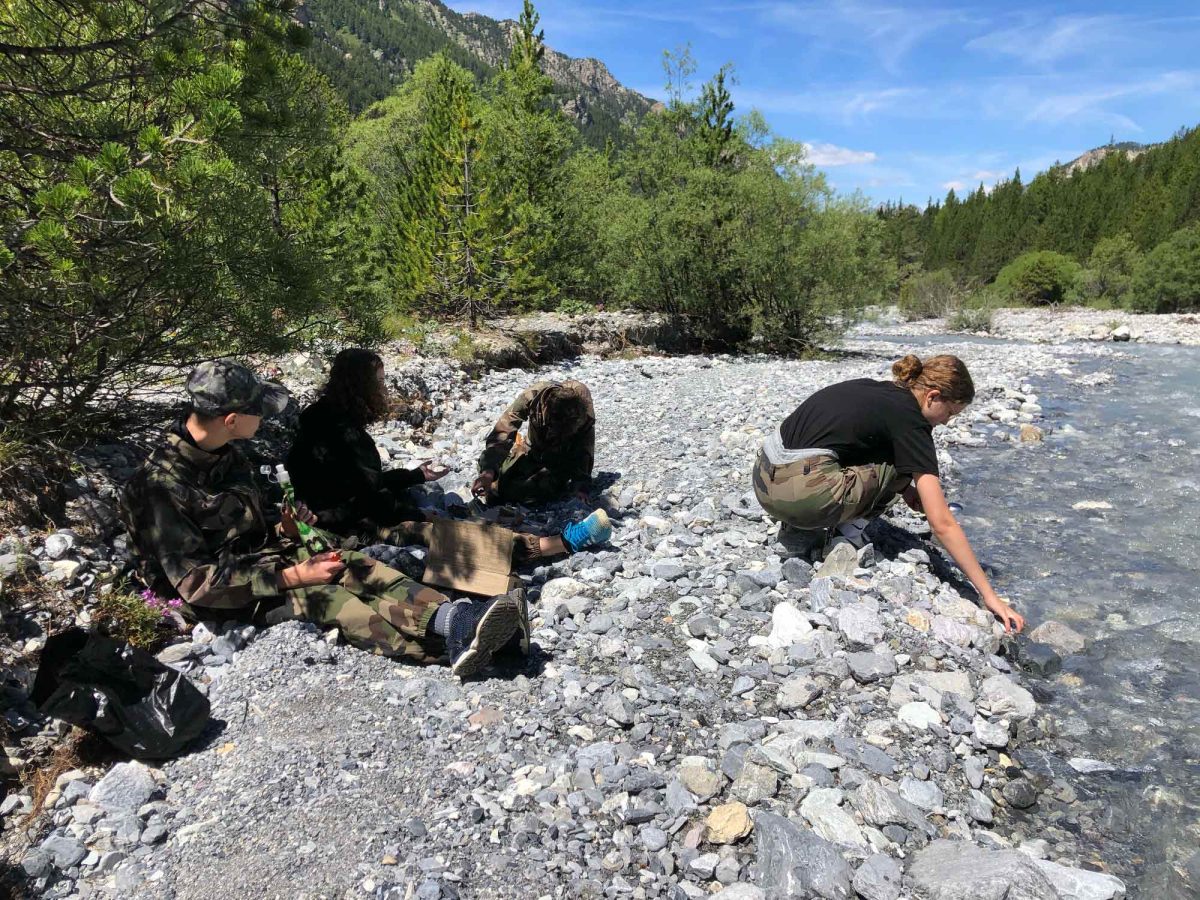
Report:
472,380,596,506
753,353,1025,634
287,350,611,558
120,358,526,678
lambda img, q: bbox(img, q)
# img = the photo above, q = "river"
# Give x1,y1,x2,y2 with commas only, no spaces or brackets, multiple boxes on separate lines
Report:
894,337,1199,897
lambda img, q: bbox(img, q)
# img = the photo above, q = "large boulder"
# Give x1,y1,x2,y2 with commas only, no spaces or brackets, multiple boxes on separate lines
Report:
753,811,852,899
907,840,1058,900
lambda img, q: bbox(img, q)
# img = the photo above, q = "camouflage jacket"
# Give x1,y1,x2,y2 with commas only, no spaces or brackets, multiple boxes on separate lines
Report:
120,426,287,610
478,380,595,484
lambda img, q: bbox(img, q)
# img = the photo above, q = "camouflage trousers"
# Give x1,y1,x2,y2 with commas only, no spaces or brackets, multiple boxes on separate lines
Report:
287,549,446,664
752,451,910,531
495,439,578,504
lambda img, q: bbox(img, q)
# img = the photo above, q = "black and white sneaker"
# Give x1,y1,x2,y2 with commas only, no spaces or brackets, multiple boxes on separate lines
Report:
447,595,522,678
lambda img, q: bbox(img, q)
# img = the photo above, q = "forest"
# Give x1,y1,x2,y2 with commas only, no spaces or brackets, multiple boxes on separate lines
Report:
879,128,1200,316
0,0,890,433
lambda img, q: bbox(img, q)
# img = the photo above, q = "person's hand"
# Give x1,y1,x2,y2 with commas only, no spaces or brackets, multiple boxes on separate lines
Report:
985,595,1025,634
472,471,497,498
420,461,451,482
279,551,345,589
902,483,924,513
280,502,317,539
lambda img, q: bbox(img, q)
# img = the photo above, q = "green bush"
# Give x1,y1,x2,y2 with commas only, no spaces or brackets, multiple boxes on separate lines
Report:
994,250,1082,305
898,269,959,320
1129,226,1200,312
1078,234,1142,308
555,298,594,316
94,586,184,651
947,305,995,333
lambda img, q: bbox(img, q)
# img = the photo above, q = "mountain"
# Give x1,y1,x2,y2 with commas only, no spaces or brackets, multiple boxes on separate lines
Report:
1060,141,1152,176
296,0,658,145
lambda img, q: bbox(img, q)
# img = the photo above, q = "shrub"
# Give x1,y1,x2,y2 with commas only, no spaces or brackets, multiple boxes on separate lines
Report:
555,298,594,316
898,270,959,320
947,306,995,333
994,251,1083,305
93,587,185,651
1129,226,1200,312
1079,234,1142,308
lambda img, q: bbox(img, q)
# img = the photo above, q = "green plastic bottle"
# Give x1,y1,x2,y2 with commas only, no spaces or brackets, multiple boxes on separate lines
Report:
273,464,332,555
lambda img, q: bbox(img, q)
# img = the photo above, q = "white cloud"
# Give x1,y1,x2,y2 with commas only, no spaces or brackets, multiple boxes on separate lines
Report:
966,14,1128,67
803,142,877,166
941,180,967,192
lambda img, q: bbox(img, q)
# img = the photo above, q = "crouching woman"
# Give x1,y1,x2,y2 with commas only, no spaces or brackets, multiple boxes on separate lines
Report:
753,353,1024,633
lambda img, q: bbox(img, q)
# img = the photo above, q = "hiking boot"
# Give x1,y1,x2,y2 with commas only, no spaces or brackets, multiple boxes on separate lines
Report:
834,517,871,549
447,594,522,678
561,508,612,552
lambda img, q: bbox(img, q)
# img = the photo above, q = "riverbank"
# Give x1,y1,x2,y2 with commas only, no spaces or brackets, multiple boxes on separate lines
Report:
856,305,1200,346
2,337,1149,899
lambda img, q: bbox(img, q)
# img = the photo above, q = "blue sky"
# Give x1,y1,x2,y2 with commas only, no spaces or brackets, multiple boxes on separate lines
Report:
443,1,1200,206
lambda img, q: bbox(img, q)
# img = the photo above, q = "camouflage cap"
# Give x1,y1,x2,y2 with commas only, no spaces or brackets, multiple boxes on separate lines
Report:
185,359,289,418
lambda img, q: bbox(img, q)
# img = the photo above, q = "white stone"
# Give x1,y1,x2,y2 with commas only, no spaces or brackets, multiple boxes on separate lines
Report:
1035,860,1126,900
980,675,1037,722
749,602,812,650
799,788,868,848
897,701,941,730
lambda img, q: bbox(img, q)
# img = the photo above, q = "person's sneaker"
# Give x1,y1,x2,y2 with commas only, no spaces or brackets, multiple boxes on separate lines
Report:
561,508,612,552
447,595,522,678
498,586,532,657
834,517,871,549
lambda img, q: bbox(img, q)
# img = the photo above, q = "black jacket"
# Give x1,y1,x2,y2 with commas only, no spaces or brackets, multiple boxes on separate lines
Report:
286,397,424,532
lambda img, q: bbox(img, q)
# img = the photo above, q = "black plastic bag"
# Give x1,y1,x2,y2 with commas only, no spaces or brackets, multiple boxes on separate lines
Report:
31,629,210,760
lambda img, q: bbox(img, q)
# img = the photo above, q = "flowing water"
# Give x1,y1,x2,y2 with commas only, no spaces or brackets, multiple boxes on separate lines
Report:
883,338,1199,896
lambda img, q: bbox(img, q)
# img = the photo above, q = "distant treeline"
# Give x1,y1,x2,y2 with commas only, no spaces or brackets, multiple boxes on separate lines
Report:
879,127,1200,314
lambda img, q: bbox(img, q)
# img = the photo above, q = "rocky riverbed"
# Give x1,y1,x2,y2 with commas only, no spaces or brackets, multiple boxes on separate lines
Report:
855,306,1200,346
1,340,1148,899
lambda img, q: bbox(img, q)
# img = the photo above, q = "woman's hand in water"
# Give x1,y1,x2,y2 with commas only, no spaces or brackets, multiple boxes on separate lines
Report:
984,595,1025,634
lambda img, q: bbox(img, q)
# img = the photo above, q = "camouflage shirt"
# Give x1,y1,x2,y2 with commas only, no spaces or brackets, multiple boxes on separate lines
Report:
120,424,287,610
478,380,595,484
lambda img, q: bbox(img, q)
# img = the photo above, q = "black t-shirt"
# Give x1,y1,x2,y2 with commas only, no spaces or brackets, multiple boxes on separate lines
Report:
779,378,939,476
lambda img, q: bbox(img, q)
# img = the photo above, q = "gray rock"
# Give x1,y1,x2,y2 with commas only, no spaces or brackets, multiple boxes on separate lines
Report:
979,675,1037,722
799,788,867,849
1019,642,1062,677
907,840,1058,899
40,834,87,868
846,652,897,684
818,542,858,578
777,676,823,711
782,557,814,587
89,762,157,813
833,736,896,777
964,756,985,789
968,789,994,824
732,762,779,806
837,605,884,649
754,811,852,899
1028,621,1086,655
1034,860,1126,899
973,716,1010,748
1002,778,1038,809
21,848,52,877
852,781,928,832
852,853,902,900
651,560,687,581
640,826,669,852
603,693,636,727
898,776,943,811
713,885,766,900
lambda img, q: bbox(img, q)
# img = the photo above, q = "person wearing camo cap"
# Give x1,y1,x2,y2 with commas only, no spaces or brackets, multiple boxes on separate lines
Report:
120,358,525,677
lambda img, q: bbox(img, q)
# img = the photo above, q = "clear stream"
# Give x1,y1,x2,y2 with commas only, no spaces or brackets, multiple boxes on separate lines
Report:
893,338,1199,897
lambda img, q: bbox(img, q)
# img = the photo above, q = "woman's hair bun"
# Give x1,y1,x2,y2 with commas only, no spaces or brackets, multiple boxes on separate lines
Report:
892,354,923,384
